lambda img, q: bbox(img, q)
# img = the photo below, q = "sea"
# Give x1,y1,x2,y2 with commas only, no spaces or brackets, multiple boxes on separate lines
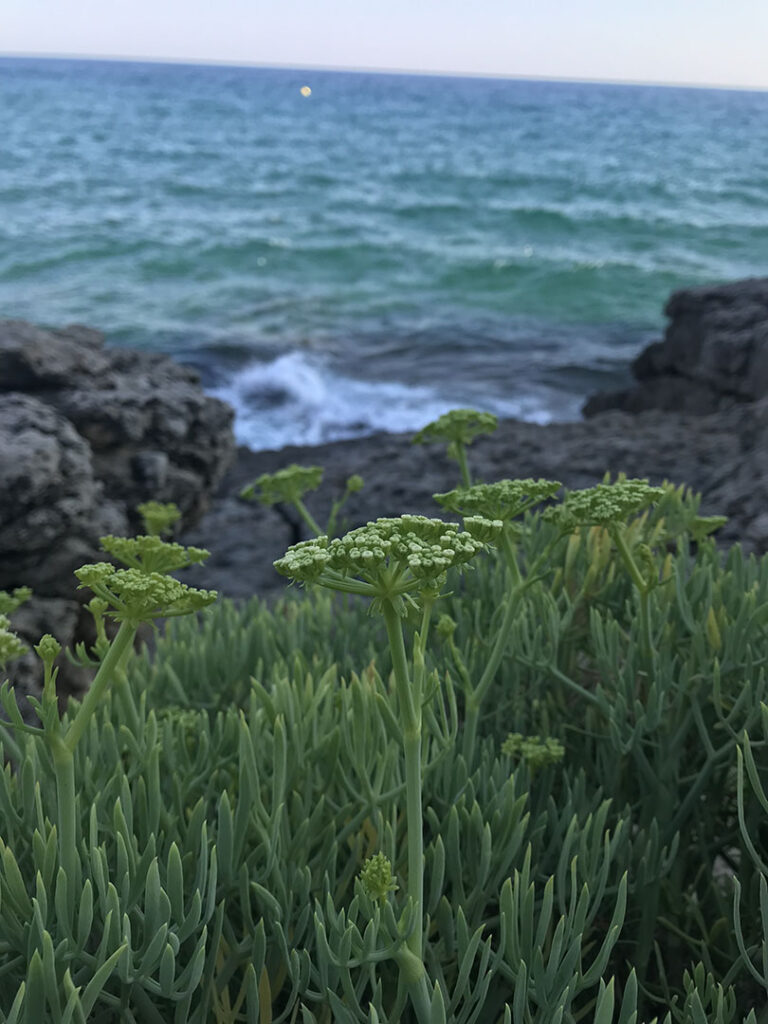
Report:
1,57,767,450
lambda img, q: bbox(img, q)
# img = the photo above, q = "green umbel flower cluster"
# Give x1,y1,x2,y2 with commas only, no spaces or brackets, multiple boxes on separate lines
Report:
241,464,324,506
99,535,209,574
359,852,399,906
0,587,32,616
0,615,27,667
502,733,565,770
74,534,215,623
75,565,216,623
274,515,501,595
412,409,498,448
434,478,561,522
137,500,181,537
545,480,665,530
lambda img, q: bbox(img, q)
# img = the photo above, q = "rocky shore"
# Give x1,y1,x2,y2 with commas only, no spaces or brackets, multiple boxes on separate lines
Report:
182,277,768,599
2,276,768,693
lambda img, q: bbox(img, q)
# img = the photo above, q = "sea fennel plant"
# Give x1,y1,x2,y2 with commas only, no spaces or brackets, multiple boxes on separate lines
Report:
413,409,498,488
274,514,502,1020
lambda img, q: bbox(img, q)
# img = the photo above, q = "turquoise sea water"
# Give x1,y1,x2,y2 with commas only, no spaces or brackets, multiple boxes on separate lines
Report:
1,57,767,448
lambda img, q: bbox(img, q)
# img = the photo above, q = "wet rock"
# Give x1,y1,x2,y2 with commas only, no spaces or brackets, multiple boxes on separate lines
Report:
584,277,768,416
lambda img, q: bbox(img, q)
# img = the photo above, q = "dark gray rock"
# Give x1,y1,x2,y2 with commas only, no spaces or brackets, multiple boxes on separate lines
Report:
0,320,111,390
0,393,125,597
584,277,768,416
0,319,236,699
0,319,236,531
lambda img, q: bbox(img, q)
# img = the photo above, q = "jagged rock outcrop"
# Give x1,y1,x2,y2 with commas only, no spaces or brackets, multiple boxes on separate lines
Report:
0,320,235,695
0,320,235,526
583,277,768,416
0,393,126,596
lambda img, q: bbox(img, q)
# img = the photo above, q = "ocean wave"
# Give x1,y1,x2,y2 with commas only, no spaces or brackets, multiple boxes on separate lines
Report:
209,350,556,450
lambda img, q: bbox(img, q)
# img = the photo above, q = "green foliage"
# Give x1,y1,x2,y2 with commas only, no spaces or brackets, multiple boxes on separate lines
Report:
2,459,768,1021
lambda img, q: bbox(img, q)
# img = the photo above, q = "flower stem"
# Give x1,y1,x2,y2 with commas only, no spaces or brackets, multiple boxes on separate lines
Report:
294,497,323,538
382,599,423,963
455,444,472,488
639,588,654,665
64,619,136,754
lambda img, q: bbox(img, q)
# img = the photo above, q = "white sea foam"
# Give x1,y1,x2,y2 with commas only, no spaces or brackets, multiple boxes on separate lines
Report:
210,350,557,451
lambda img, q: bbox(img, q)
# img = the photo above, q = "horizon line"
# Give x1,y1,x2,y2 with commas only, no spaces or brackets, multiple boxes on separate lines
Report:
2,50,768,94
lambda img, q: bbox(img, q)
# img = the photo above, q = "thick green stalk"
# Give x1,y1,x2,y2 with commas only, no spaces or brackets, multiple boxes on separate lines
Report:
381,600,423,964
293,497,323,538
64,619,136,754
639,588,654,666
611,527,646,592
455,443,471,488
501,527,523,589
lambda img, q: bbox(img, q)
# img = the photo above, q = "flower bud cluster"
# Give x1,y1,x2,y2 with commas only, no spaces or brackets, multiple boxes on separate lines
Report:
502,732,565,769
74,564,216,622
137,500,181,537
0,615,27,667
434,478,561,521
99,535,209,575
275,515,499,593
241,464,323,506
34,634,62,665
436,614,457,640
545,480,665,530
412,408,498,448
359,852,399,905
0,587,32,616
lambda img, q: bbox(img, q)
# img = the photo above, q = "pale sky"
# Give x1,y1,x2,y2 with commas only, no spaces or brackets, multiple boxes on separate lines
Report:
4,0,768,90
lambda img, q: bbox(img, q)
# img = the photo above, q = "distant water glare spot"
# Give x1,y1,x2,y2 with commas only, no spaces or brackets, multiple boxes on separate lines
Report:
256,257,267,267
523,246,534,258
